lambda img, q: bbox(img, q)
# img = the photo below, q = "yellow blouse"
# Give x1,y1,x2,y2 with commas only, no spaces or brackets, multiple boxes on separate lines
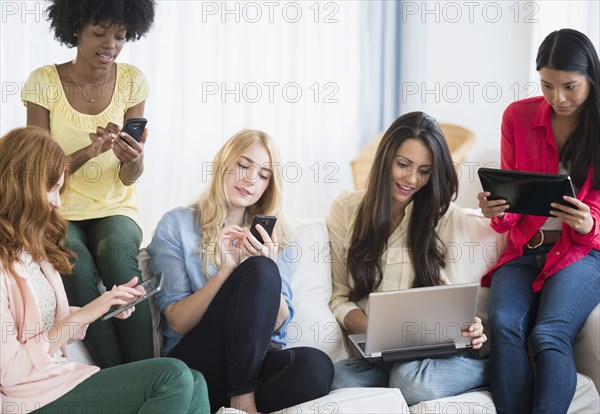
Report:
21,63,148,227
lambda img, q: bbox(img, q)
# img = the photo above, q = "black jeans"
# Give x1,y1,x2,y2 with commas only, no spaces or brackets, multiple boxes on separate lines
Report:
169,256,333,413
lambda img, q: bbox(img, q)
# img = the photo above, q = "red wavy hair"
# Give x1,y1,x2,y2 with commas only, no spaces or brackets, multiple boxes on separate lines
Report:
0,126,72,273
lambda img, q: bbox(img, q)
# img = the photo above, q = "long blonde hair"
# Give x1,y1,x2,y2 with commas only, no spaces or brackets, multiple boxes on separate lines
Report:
196,129,289,275
0,126,72,274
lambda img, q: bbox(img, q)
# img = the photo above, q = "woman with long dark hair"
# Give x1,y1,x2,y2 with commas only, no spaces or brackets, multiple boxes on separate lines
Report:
329,112,489,405
478,28,600,413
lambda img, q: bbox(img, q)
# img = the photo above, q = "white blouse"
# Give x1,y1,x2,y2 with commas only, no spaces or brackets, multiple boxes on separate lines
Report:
21,252,68,364
327,190,505,329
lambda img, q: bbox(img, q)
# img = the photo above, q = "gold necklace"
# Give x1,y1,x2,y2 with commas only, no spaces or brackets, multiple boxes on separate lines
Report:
67,62,111,103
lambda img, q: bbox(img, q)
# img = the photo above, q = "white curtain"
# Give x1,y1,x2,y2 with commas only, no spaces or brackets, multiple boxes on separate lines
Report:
1,1,369,243
528,1,600,81
358,1,403,146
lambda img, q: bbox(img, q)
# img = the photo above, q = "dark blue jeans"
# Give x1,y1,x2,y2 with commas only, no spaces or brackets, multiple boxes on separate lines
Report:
488,245,600,414
169,256,333,413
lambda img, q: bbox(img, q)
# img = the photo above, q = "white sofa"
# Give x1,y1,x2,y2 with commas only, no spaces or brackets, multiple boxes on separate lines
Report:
68,216,600,413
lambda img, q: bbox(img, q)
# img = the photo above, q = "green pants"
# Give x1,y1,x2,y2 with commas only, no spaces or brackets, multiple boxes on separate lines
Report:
62,216,154,368
34,358,210,413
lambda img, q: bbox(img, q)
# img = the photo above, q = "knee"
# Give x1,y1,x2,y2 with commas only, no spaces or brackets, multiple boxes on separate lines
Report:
96,234,139,259
237,256,281,291
241,255,279,275
160,359,203,408
487,308,526,343
190,369,210,408
157,358,196,391
388,361,434,405
529,323,571,355
155,357,190,377
293,348,334,396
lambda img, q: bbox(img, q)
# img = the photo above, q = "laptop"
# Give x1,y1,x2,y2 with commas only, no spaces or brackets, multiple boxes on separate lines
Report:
348,282,479,362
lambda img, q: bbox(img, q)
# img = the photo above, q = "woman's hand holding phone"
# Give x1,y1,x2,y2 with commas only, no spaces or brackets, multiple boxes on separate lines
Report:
242,224,279,260
108,120,147,164
218,225,245,272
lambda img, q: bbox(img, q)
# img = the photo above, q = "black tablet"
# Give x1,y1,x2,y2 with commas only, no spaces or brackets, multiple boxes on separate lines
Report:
477,168,576,217
101,273,163,321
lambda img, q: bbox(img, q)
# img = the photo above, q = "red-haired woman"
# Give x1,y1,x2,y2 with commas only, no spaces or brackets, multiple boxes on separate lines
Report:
0,126,209,414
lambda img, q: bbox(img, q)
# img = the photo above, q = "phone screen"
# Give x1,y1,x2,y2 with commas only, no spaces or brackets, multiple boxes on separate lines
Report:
122,118,147,142
101,273,162,321
250,215,277,244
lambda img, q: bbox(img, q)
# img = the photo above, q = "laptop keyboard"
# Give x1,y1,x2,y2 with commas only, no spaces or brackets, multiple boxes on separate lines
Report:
357,341,367,352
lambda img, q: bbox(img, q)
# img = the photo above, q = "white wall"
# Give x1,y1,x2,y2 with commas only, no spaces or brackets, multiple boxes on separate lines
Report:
1,1,364,244
399,0,599,208
1,1,598,243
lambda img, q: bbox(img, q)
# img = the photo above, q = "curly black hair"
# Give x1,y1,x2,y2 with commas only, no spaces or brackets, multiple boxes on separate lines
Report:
45,0,155,48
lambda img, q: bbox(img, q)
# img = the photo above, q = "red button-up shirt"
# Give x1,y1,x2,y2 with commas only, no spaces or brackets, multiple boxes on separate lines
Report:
481,96,600,292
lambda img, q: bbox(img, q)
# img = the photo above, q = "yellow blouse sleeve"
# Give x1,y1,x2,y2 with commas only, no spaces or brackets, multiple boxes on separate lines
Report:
21,65,59,110
119,64,149,111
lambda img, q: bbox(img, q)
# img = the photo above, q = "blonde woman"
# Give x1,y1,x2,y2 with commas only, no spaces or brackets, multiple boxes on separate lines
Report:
147,129,333,414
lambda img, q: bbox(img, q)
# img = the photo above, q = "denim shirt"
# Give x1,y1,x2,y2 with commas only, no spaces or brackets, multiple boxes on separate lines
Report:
147,206,294,356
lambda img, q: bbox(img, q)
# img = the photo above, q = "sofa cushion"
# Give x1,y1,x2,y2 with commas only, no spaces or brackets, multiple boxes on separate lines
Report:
408,374,599,413
574,305,600,391
285,218,347,362
273,387,409,414
138,248,165,357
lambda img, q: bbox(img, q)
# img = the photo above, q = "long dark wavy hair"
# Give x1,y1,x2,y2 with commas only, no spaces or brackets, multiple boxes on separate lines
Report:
536,28,600,189
347,112,458,302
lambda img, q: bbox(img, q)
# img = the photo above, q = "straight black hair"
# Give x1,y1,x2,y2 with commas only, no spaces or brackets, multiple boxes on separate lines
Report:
536,28,600,189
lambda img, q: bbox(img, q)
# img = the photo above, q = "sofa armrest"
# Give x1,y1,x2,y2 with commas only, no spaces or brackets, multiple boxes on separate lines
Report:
138,248,165,358
575,304,600,392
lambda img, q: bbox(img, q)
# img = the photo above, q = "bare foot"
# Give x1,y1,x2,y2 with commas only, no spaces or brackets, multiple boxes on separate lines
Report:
230,391,261,414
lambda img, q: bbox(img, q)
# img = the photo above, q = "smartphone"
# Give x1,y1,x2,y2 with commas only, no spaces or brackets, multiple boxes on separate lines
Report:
101,273,163,321
250,215,277,244
122,117,147,142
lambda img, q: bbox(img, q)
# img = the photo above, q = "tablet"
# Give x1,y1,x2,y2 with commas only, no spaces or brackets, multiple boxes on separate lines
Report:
101,273,163,321
477,168,576,217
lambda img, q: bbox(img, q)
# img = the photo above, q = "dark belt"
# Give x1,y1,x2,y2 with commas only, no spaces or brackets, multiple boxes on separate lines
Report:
525,230,562,249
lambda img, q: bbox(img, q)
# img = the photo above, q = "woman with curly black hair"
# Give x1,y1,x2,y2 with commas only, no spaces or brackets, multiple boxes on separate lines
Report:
22,0,156,368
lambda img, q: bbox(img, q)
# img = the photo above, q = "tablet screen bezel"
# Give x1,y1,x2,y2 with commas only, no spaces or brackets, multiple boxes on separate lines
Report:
101,272,163,321
477,168,576,217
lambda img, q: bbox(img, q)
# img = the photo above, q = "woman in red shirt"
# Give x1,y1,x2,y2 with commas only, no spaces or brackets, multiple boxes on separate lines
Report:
478,29,600,413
